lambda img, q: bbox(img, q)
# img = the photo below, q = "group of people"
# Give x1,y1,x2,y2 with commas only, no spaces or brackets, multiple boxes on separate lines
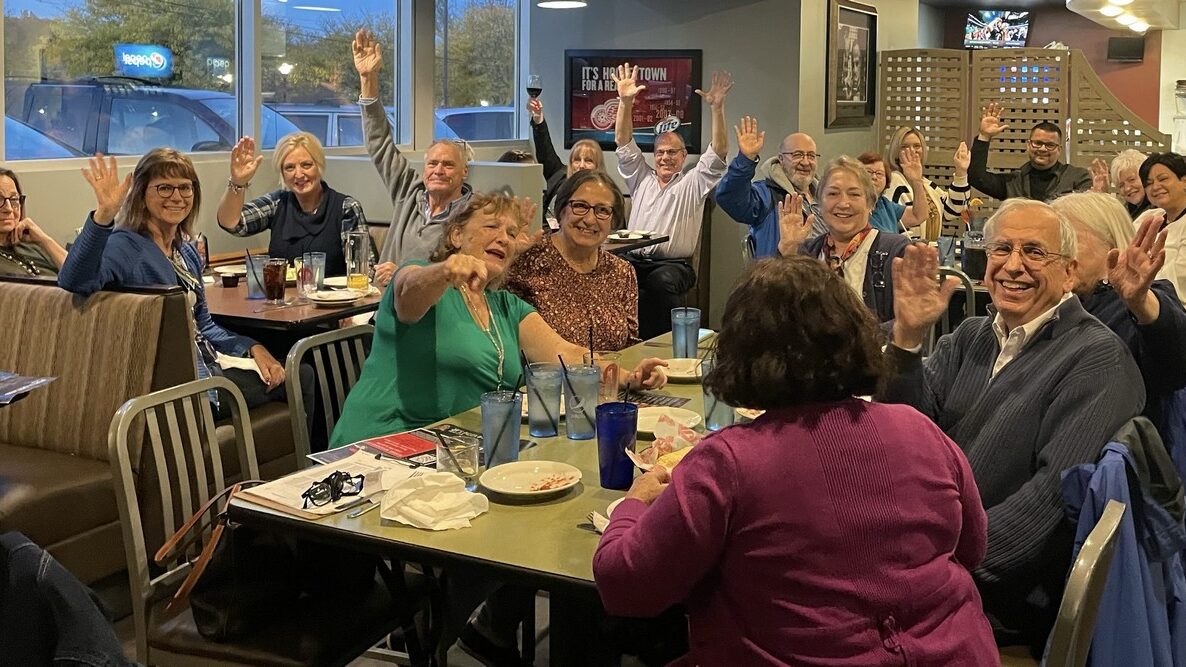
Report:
1,24,1185,663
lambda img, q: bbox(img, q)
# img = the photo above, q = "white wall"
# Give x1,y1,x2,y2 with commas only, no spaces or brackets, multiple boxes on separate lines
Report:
917,2,945,49
1158,4,1186,144
529,0,802,326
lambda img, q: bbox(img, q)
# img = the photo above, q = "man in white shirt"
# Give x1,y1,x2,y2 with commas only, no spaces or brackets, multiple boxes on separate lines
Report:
611,63,732,338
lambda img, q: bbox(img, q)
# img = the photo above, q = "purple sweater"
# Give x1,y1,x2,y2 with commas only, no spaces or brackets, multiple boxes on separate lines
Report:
593,399,997,666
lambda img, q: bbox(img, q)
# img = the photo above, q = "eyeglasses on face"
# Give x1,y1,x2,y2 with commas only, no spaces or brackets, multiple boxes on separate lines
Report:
566,200,614,220
152,183,194,198
1028,140,1060,152
654,148,685,158
781,151,819,161
864,169,886,180
985,241,1066,265
301,470,364,509
0,195,26,210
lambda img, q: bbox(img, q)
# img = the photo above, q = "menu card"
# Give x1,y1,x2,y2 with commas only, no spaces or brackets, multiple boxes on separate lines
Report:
0,372,55,406
308,423,482,467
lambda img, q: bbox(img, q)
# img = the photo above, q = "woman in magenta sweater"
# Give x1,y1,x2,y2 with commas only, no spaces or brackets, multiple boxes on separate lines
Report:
593,256,996,666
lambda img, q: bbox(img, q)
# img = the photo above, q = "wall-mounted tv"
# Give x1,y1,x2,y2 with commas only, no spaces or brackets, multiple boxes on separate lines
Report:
964,10,1030,49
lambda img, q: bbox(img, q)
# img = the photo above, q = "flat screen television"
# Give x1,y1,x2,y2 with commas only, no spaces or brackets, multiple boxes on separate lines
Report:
964,10,1031,49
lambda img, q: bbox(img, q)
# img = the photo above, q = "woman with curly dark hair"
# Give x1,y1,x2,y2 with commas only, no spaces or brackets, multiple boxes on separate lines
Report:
593,256,996,666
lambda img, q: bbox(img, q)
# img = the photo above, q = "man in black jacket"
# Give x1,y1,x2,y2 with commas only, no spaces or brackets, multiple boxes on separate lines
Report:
969,102,1091,202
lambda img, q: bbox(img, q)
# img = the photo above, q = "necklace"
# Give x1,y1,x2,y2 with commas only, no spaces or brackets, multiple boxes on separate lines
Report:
0,245,40,276
460,287,506,389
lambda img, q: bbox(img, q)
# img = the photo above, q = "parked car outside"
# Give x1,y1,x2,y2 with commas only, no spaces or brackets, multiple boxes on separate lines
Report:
434,106,514,141
4,115,84,159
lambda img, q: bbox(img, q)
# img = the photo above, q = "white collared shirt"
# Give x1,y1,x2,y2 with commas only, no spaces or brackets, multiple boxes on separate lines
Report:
990,293,1073,377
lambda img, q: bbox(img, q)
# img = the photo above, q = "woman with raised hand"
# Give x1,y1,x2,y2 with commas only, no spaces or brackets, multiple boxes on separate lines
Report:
884,127,972,240
527,96,605,222
215,132,371,277
58,150,298,416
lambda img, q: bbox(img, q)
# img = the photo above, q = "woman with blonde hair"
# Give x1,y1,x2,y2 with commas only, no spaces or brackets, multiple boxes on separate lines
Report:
1104,149,1151,219
884,126,972,240
216,131,370,276
58,149,298,416
527,97,605,224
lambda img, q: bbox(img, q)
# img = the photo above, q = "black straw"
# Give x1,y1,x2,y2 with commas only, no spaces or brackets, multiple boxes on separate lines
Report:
557,354,588,426
521,351,557,432
245,247,262,290
432,432,472,476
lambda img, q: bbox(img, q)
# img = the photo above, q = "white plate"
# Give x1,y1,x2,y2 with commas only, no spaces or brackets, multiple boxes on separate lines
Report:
607,497,625,517
323,277,379,295
479,460,582,497
214,264,247,276
636,407,701,435
662,358,701,382
735,407,765,422
607,230,653,240
520,394,566,420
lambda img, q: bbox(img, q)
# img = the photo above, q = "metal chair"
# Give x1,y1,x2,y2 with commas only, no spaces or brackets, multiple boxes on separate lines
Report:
109,376,423,666
285,324,374,466
926,266,978,355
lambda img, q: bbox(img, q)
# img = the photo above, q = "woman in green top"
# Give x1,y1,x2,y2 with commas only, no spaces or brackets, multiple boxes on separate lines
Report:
0,167,66,277
330,192,667,447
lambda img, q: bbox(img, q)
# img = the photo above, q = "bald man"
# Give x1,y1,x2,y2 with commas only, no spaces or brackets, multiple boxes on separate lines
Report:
716,120,829,258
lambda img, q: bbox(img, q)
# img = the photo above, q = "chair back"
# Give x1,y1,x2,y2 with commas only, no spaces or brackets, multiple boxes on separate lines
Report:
1046,499,1126,667
285,325,374,465
924,266,977,355
108,376,259,663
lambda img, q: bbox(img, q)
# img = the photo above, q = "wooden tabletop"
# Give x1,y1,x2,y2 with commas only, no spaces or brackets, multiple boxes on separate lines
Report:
604,234,669,256
205,281,383,332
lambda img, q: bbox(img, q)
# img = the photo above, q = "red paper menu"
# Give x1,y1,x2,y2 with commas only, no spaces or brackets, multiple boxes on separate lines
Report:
360,432,436,459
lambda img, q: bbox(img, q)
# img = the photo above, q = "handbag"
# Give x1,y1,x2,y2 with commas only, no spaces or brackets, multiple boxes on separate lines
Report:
155,482,301,642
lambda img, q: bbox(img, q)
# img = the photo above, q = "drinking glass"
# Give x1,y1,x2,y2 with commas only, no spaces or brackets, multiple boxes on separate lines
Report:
262,258,288,304
583,351,621,404
700,354,734,432
345,230,371,292
436,434,480,491
245,253,270,300
563,364,600,440
526,74,542,99
299,251,326,298
525,363,562,438
481,390,522,469
596,402,637,490
671,307,701,358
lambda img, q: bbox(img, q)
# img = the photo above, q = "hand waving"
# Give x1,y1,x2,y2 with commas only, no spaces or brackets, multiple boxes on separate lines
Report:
777,193,813,255
978,102,1009,140
1107,212,1167,311
952,141,971,177
891,244,959,349
611,63,647,102
734,116,765,160
1090,158,1110,193
229,137,264,186
352,28,382,77
900,145,924,182
694,70,733,109
81,154,132,225
511,197,544,259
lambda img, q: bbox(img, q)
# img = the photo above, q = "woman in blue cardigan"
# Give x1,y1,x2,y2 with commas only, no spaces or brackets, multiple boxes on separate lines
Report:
58,149,292,416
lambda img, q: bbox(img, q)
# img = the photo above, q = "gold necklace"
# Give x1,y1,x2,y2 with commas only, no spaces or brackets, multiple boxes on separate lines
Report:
460,287,506,389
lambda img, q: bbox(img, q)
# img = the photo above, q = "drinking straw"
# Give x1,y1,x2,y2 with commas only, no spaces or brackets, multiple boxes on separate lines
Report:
245,248,264,293
587,323,595,365
432,432,473,476
521,351,556,433
487,378,522,467
557,354,588,426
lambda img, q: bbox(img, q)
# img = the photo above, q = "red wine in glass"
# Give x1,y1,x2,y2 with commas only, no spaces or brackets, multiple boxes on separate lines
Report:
527,74,542,99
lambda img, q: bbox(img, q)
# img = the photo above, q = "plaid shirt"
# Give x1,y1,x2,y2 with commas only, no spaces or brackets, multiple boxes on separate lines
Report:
231,188,377,263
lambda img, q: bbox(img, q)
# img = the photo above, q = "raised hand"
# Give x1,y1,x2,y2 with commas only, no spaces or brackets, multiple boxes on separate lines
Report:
952,141,971,178
611,63,647,101
777,193,813,256
81,154,132,225
229,137,264,186
978,102,1009,140
352,28,382,77
1107,212,1167,322
511,197,544,259
441,252,488,293
890,243,959,349
734,116,765,160
1090,158,1110,193
900,145,924,182
694,70,733,109
527,97,544,124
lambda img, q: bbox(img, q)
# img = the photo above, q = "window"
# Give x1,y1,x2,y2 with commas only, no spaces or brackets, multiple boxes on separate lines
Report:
260,0,397,148
4,0,237,159
337,115,364,146
434,0,518,141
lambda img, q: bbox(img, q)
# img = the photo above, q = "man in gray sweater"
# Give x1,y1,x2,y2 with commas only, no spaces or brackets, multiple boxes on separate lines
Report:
880,199,1144,649
353,29,473,288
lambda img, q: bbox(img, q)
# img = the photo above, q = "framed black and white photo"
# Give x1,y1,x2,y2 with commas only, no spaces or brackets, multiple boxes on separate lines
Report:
826,0,877,128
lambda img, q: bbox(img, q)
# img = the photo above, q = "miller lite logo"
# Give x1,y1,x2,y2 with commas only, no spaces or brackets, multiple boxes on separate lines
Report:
654,115,681,135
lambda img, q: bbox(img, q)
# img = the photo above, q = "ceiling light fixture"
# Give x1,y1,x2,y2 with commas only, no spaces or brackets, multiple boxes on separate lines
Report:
537,1,587,7
291,5,340,11
1129,20,1149,32
1107,0,1133,6
1115,13,1137,25
1099,5,1123,16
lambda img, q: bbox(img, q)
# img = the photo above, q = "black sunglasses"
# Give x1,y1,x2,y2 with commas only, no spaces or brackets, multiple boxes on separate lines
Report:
301,471,364,509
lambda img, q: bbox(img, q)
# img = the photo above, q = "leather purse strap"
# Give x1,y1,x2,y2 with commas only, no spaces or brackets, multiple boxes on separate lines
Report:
154,484,241,566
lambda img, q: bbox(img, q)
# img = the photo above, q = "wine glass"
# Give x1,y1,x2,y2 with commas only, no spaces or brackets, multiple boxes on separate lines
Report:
526,74,542,99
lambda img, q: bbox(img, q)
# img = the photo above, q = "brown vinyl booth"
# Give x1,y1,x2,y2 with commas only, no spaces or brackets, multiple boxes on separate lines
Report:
0,276,297,585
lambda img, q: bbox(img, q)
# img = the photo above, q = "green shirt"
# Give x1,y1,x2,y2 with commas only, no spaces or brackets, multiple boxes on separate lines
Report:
0,242,57,278
329,265,535,448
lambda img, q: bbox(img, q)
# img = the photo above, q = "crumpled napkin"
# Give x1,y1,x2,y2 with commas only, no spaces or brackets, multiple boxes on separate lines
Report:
380,471,489,530
627,414,703,471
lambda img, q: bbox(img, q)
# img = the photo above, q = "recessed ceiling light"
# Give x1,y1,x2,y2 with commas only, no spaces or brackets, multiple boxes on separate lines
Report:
1100,5,1123,16
1115,13,1137,25
537,0,587,7
1108,0,1133,6
1130,20,1149,32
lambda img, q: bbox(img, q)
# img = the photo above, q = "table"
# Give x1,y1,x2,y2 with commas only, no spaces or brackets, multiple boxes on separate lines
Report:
205,282,382,332
228,340,704,661
604,234,669,256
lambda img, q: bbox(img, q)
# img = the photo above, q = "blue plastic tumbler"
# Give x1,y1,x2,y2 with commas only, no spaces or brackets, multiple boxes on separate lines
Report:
481,390,522,468
671,307,701,358
596,402,637,490
563,365,600,440
245,253,270,300
700,354,734,432
525,363,562,438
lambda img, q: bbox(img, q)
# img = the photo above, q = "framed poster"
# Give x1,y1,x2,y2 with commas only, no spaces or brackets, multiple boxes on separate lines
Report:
826,0,877,128
565,49,702,153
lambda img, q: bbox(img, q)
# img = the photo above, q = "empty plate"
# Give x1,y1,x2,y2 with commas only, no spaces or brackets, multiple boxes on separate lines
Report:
636,407,701,435
479,460,582,497
662,358,701,382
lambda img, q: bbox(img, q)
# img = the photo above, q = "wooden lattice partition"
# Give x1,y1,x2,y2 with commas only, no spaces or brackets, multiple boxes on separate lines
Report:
970,48,1071,171
1067,50,1170,165
878,49,969,191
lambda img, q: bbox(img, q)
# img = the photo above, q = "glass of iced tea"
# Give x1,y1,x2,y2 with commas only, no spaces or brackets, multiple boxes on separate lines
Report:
262,258,288,304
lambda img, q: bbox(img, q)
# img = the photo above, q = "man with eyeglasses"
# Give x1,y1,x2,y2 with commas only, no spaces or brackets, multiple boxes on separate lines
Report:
969,102,1091,202
354,29,473,288
611,63,732,338
716,117,829,259
879,198,1143,651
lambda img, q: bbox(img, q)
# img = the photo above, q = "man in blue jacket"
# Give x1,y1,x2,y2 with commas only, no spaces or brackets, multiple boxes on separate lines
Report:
716,117,827,258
